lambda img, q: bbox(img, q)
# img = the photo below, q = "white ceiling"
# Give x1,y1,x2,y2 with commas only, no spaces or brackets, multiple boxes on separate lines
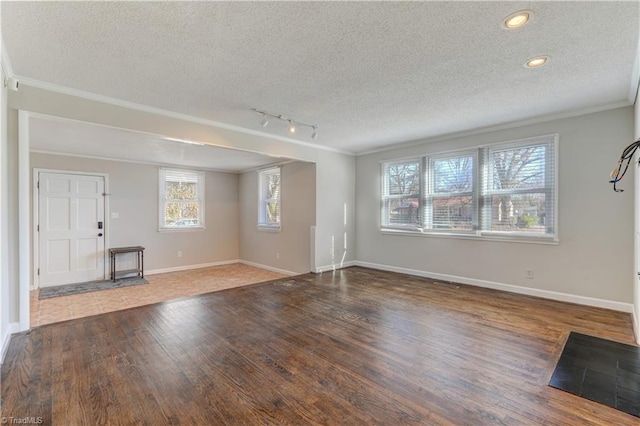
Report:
2,1,639,154
29,114,282,173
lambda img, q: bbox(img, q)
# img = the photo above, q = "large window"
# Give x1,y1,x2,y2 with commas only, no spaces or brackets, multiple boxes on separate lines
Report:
258,167,281,230
159,168,205,230
381,135,557,240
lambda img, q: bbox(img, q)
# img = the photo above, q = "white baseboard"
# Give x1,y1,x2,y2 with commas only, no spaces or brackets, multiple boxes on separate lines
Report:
146,259,240,275
314,261,357,273
1,322,20,365
633,307,639,345
238,260,298,276
355,261,635,314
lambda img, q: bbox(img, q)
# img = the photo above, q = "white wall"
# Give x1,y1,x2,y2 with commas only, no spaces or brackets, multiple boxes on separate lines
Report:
0,55,11,361
356,107,635,309
1,68,21,359
314,149,357,272
6,110,19,324
30,153,240,275
239,161,316,274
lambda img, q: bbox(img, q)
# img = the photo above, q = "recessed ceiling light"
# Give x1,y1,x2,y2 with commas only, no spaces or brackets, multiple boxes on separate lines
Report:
503,10,533,29
525,56,550,68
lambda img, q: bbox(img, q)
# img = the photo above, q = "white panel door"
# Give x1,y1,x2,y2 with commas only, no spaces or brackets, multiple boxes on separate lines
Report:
38,172,105,287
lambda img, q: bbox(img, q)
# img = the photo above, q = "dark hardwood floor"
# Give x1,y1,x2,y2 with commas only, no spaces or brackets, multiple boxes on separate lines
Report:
1,267,637,425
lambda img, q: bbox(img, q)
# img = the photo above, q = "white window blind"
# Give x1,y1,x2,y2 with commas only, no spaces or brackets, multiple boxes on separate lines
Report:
426,152,476,232
381,159,421,229
159,168,205,230
380,135,557,241
258,167,281,230
481,138,555,237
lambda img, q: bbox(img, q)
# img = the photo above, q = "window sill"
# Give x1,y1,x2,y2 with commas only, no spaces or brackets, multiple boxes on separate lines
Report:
257,225,281,232
158,226,206,233
380,228,558,245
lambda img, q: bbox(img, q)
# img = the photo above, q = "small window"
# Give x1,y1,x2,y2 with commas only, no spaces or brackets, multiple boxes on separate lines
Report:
159,168,205,230
258,167,281,230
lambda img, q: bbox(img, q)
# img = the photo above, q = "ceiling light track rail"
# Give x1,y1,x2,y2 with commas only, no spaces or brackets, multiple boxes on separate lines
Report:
252,108,318,139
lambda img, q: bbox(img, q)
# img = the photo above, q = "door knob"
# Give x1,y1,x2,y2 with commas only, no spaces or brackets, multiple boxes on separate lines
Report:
98,233,103,237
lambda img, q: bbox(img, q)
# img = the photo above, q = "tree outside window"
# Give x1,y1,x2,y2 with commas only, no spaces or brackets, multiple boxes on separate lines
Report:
429,154,474,230
258,167,281,230
159,169,205,229
380,135,556,240
487,144,548,233
383,160,421,227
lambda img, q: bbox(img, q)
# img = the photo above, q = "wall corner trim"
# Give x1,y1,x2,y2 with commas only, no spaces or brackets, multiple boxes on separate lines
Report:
145,260,240,276
1,322,21,365
238,260,298,276
354,261,635,314
314,261,357,273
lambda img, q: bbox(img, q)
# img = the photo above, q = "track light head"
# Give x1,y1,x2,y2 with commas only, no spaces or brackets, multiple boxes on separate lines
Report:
287,120,296,134
260,114,269,128
311,127,318,140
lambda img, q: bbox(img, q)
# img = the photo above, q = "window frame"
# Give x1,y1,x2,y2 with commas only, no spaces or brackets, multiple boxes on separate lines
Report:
380,158,422,231
379,134,558,243
479,136,557,240
158,168,206,232
258,167,282,231
424,150,478,234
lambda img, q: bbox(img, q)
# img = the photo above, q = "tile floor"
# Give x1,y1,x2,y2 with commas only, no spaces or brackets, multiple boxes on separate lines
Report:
550,331,640,418
31,263,287,327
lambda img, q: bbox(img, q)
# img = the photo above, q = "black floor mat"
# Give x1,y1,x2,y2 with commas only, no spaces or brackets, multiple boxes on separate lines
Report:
549,332,640,418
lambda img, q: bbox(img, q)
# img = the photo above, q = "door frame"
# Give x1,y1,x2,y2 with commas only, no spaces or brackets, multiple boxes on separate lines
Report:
32,168,110,289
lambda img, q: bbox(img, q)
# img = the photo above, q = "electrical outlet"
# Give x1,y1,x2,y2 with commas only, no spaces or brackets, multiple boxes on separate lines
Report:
177,251,182,258
525,269,534,279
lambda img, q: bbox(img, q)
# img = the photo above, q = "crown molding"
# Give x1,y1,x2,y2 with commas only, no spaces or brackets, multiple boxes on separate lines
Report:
14,75,355,156
357,100,632,156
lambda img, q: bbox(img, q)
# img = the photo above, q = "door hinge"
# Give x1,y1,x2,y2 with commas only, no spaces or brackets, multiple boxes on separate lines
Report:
37,181,39,189
37,225,39,232
37,268,40,276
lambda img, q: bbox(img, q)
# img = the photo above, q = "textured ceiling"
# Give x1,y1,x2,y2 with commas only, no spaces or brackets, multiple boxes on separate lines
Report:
2,1,639,154
29,115,281,173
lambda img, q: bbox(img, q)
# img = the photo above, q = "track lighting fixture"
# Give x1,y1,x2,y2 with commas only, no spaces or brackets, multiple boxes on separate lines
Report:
252,108,318,139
